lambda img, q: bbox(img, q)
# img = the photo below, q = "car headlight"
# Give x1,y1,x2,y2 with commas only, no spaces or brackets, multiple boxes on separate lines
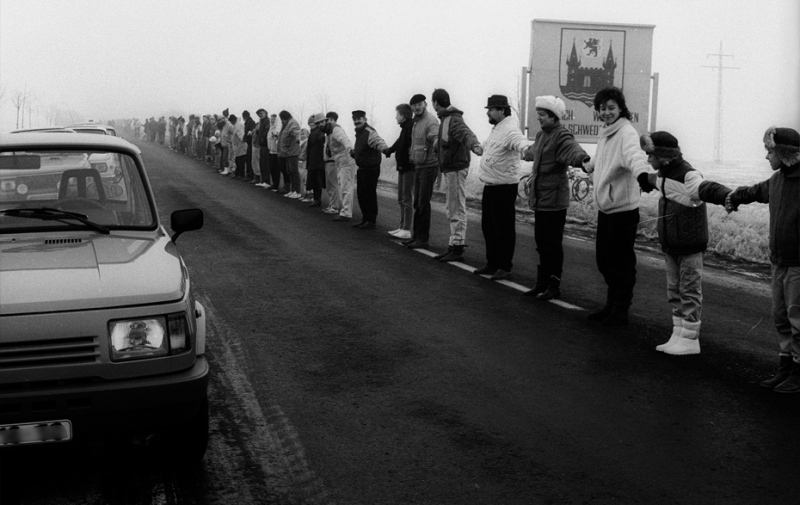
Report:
109,313,190,361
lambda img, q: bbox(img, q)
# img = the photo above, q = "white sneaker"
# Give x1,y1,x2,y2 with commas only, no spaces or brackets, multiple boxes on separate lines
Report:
656,317,684,352
290,192,302,199
388,229,401,236
395,230,412,240
283,191,295,198
263,184,271,189
323,208,339,214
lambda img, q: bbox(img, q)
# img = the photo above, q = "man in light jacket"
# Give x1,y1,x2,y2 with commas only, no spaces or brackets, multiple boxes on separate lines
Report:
474,94,533,280
321,112,357,220
402,94,440,249
277,111,302,198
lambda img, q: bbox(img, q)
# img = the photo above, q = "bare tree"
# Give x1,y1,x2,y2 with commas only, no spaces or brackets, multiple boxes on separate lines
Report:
11,87,29,129
314,92,333,115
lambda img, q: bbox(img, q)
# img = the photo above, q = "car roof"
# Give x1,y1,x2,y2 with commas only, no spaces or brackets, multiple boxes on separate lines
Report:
0,132,141,154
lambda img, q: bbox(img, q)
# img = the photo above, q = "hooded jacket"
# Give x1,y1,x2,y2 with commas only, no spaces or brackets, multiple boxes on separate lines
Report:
436,106,480,173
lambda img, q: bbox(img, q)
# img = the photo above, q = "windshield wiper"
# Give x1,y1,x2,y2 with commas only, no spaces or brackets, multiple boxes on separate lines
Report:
0,207,110,234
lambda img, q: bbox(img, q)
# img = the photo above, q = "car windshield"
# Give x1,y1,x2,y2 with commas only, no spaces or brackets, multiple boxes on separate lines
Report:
0,149,156,232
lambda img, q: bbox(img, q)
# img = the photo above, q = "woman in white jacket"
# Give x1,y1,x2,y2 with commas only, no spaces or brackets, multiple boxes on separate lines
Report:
582,87,654,326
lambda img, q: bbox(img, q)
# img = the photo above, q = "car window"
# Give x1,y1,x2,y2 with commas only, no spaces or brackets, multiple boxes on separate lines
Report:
0,149,156,231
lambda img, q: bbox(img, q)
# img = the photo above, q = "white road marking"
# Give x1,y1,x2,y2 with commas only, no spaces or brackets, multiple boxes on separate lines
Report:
396,240,586,310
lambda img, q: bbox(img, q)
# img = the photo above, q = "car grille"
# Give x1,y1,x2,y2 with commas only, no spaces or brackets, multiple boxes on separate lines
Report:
0,336,99,370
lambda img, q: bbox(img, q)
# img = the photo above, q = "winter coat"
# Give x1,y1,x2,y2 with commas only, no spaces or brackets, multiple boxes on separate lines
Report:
305,127,326,171
409,110,439,169
528,122,588,211
353,123,388,169
256,120,270,146
278,118,301,158
244,117,256,146
730,162,800,266
231,121,247,157
326,124,356,169
583,118,651,214
436,106,480,173
478,115,532,185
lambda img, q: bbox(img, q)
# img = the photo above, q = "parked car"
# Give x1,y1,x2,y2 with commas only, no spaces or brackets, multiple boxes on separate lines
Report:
0,132,208,461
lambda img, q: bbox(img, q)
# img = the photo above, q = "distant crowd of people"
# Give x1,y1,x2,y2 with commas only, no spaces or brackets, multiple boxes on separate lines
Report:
131,86,799,394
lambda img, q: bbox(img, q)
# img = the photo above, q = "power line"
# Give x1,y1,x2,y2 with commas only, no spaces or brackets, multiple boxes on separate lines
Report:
701,41,739,163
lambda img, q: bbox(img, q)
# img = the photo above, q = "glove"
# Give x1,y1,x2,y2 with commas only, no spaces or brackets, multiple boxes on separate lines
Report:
724,191,738,213
637,173,655,193
473,145,483,156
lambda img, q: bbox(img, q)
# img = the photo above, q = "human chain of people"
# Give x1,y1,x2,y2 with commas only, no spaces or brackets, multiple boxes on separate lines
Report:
124,86,799,394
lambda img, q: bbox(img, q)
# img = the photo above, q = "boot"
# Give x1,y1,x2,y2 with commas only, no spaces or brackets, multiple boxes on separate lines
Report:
433,246,454,261
761,355,796,389
602,303,630,326
524,266,548,297
663,320,701,355
773,361,800,393
535,275,561,300
656,316,684,352
588,287,615,321
439,245,465,262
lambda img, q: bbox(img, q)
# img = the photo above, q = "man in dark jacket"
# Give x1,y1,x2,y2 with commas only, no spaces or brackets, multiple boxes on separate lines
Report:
256,109,271,187
350,110,388,229
305,113,327,207
242,111,257,181
431,88,482,262
384,103,415,240
728,126,800,393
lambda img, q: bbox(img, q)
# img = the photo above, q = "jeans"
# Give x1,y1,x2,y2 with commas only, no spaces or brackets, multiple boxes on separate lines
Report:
325,161,341,211
772,264,800,359
284,156,300,193
356,168,380,223
307,169,325,202
412,165,439,242
596,209,640,307
251,145,261,177
245,143,254,178
480,184,518,272
444,170,468,246
338,162,356,217
665,251,703,324
219,145,229,171
397,170,414,231
270,153,283,189
234,155,247,178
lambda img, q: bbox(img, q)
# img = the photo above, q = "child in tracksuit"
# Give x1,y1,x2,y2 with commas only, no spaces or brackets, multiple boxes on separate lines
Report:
727,127,800,393
640,132,731,355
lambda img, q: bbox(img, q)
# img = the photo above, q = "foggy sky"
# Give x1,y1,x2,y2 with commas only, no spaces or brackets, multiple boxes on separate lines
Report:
1,0,798,163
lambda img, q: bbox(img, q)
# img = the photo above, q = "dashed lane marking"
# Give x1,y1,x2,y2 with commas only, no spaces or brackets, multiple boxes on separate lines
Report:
398,241,584,310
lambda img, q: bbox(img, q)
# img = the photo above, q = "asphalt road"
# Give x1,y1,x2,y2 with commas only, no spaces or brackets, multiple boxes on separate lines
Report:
1,140,797,505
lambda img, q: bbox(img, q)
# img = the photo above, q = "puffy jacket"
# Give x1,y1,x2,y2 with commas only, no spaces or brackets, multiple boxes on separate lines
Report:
278,117,301,158
731,163,800,266
436,106,480,173
528,122,588,211
409,110,439,169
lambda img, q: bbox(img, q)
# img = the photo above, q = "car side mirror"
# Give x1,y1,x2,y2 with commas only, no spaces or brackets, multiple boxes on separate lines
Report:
170,209,203,243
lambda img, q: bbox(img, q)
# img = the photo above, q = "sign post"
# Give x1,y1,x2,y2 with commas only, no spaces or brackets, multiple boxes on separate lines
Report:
527,19,655,143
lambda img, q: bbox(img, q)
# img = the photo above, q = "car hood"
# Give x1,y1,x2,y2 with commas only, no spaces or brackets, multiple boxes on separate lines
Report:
0,232,184,315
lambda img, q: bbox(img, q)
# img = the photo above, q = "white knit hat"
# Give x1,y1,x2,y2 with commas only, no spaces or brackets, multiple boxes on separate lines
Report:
534,95,566,119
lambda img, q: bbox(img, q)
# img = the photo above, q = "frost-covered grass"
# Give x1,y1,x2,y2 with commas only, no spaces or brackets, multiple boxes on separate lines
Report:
378,156,771,264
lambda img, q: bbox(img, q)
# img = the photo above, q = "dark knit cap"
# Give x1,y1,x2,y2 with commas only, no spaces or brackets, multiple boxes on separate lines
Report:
764,126,800,166
640,131,681,160
410,94,426,105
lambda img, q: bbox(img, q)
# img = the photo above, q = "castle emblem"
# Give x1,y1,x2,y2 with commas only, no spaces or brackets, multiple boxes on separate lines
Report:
559,30,625,108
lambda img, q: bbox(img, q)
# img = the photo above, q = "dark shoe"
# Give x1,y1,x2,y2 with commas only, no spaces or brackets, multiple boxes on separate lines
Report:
774,363,800,393
308,201,322,207
433,246,454,261
405,241,429,250
358,222,376,229
352,221,367,228
333,216,352,222
536,276,561,300
602,304,630,326
524,266,548,297
473,265,497,276
440,245,465,263
763,356,797,389
401,238,417,246
588,306,613,321
490,269,511,281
